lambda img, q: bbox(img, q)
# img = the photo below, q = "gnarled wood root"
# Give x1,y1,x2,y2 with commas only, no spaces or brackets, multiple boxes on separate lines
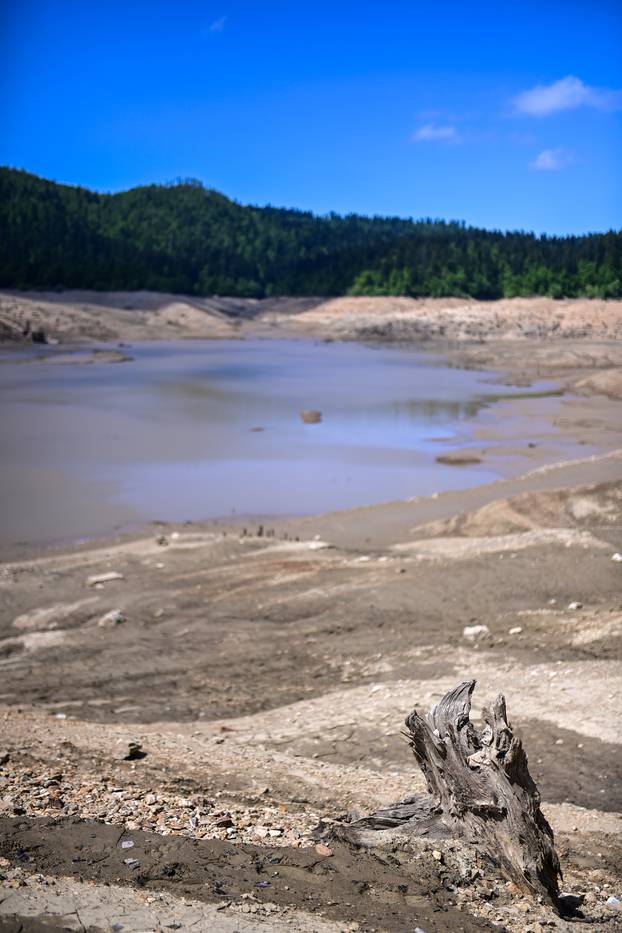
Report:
342,681,561,904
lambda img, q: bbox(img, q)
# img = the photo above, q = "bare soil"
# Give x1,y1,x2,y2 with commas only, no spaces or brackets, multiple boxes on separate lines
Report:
1,293,621,932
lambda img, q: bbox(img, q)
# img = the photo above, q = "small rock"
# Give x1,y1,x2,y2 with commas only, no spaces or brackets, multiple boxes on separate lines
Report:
120,840,134,849
606,895,621,911
508,626,523,635
300,410,322,424
215,814,234,828
567,601,583,610
462,624,490,641
98,609,125,628
611,553,622,562
432,849,442,861
113,740,144,761
314,843,333,858
122,857,140,869
0,752,10,766
87,571,124,587
559,892,584,910
156,535,169,546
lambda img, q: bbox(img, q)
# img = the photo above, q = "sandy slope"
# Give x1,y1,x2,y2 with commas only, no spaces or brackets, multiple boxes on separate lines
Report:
0,290,240,343
2,290,622,346
259,294,622,341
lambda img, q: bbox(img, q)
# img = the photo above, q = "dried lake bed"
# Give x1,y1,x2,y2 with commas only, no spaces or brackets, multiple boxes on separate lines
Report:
0,322,621,932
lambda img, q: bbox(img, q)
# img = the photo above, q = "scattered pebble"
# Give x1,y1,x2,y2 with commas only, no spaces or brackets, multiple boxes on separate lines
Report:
463,624,490,641
508,626,523,635
314,843,333,858
113,740,144,762
86,571,124,587
567,601,583,610
612,553,622,562
98,609,125,628
0,761,319,849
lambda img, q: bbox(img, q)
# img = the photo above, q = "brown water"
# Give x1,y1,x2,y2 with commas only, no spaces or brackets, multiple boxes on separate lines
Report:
0,339,561,546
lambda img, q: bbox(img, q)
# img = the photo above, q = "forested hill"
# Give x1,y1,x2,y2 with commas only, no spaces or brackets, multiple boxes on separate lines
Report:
1,167,620,299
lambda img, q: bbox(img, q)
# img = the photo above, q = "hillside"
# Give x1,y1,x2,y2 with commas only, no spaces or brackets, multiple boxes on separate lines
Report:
1,167,621,299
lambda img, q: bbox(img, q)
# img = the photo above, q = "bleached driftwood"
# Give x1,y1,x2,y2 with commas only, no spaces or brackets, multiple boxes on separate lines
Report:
343,681,561,904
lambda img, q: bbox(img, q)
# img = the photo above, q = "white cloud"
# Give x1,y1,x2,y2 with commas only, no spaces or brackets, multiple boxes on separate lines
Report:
412,124,460,143
513,75,622,116
209,15,226,33
529,148,572,172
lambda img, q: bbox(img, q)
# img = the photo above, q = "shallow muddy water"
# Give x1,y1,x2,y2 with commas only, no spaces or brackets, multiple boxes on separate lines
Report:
0,339,559,546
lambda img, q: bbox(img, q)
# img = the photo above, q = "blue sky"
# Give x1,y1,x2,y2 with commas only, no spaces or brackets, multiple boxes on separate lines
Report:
1,0,621,234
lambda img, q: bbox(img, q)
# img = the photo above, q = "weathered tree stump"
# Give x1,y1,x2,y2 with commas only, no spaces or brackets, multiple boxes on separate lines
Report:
341,681,561,904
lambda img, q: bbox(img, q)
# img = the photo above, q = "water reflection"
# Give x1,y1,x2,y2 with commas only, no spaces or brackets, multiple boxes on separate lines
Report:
0,339,556,544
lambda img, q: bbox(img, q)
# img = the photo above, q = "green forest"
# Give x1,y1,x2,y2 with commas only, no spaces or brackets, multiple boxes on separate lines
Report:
1,167,620,299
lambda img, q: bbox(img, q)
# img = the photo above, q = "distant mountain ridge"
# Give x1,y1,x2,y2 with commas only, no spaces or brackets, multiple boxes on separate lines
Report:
1,167,620,298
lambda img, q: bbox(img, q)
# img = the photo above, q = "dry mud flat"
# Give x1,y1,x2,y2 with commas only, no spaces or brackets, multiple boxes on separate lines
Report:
1,290,622,930
1,455,622,932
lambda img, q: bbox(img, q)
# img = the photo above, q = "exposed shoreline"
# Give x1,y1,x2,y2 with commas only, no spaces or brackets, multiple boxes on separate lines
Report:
1,292,621,932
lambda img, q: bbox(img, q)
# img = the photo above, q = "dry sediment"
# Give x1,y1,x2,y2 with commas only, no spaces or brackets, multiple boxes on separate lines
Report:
1,293,622,931
1,458,621,930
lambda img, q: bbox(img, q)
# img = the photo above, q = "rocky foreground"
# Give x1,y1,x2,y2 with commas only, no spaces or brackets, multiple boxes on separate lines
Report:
1,451,621,931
